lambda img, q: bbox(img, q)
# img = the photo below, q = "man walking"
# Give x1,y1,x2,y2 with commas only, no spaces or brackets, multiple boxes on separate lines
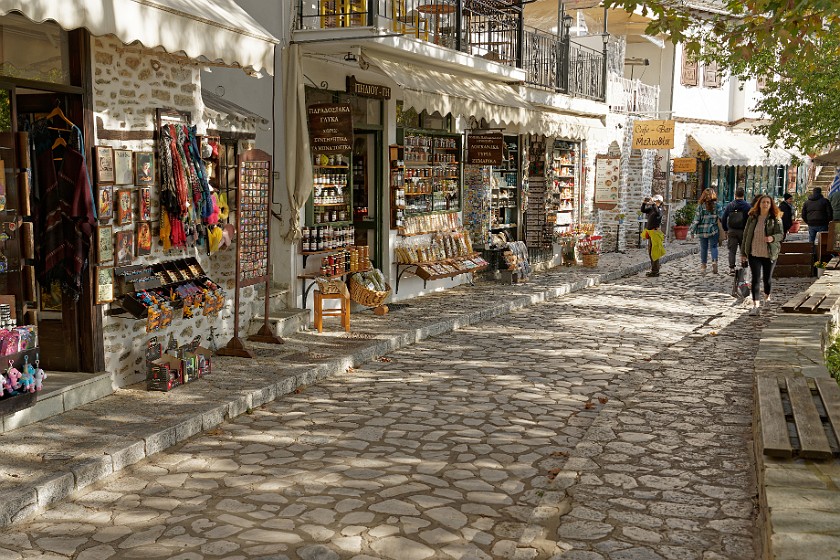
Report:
801,187,832,244
779,193,794,240
641,195,665,277
721,188,751,275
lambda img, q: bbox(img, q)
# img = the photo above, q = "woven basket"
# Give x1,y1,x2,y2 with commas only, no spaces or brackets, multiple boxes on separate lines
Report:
581,254,599,268
315,277,343,295
349,277,391,308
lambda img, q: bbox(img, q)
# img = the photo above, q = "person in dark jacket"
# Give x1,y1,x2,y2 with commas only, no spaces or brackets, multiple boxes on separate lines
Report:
721,188,752,275
641,195,664,277
801,187,832,244
779,193,794,240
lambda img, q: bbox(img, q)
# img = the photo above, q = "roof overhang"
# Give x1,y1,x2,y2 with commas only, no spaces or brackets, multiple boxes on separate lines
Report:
1,0,279,75
689,130,796,167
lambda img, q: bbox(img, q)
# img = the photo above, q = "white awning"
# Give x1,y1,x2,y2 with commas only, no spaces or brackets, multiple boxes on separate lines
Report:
1,0,279,75
689,130,795,167
364,53,531,126
523,111,605,141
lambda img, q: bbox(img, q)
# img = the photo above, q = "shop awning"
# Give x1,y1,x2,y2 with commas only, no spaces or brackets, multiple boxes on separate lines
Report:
364,53,531,126
0,0,279,75
689,130,795,167
202,88,268,124
525,111,605,141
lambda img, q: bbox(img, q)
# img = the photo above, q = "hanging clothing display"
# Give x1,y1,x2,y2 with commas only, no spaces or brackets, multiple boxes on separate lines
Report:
31,119,96,302
158,123,221,252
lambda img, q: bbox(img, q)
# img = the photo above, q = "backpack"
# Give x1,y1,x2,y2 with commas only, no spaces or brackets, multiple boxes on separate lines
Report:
727,204,747,230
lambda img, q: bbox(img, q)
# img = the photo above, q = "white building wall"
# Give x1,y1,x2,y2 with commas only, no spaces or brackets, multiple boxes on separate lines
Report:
671,44,731,122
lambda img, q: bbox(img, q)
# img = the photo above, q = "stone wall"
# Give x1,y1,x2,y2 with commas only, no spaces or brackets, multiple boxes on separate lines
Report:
91,36,262,388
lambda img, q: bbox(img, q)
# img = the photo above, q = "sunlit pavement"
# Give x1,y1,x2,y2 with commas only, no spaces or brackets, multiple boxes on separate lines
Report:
0,255,811,560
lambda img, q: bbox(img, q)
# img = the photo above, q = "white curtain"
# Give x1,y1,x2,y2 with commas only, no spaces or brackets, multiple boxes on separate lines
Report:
283,43,313,241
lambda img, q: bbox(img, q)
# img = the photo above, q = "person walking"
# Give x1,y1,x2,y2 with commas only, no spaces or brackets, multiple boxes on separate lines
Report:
779,193,794,240
721,187,751,275
689,188,721,274
641,195,665,277
801,186,832,244
741,194,784,316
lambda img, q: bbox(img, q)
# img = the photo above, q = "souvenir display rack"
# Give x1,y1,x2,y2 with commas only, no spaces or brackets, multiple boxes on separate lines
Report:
548,140,579,234
525,134,549,248
218,149,282,358
489,135,521,240
390,131,462,234
0,295,42,416
116,258,224,322
394,231,488,293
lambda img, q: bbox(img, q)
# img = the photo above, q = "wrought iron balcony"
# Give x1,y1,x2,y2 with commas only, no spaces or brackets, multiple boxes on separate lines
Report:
295,0,606,101
607,72,660,116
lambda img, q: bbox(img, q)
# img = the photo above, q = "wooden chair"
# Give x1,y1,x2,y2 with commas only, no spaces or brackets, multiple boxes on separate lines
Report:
313,289,350,333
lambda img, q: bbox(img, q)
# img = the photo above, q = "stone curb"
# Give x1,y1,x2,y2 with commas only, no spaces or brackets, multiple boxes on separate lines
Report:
0,246,698,528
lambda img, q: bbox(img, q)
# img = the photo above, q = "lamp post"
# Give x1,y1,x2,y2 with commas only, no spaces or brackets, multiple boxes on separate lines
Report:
601,8,609,100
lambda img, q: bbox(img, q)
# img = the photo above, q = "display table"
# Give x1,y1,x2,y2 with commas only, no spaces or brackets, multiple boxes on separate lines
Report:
395,252,488,293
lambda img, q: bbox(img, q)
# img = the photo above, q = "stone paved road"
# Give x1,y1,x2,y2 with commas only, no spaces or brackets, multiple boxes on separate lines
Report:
0,258,810,560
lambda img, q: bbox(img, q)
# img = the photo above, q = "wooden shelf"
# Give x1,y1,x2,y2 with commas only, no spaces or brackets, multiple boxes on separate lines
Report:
313,165,349,169
312,201,349,207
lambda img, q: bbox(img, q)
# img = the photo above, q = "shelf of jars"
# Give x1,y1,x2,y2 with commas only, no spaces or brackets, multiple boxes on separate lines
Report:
297,243,372,306
394,231,488,293
548,140,579,233
391,133,462,234
307,154,353,234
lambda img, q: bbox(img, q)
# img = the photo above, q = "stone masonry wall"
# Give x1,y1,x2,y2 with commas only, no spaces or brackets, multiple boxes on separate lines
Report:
92,36,261,388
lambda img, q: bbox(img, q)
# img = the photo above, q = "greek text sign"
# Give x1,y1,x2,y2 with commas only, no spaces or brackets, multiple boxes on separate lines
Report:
631,120,675,150
307,103,353,154
467,132,504,165
673,158,697,173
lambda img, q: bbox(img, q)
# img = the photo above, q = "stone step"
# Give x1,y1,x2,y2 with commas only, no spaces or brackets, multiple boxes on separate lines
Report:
1,371,113,433
254,284,290,314
247,308,309,338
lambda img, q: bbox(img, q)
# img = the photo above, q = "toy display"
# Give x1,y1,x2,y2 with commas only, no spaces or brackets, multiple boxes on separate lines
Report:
146,335,211,391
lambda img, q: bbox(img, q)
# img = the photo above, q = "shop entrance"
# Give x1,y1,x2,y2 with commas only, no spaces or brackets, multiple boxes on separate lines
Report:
0,86,98,373
352,129,383,269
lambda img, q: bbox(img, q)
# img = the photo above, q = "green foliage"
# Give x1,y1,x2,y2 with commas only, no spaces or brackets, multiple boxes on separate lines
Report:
825,330,840,385
792,192,807,218
603,0,840,153
673,202,697,226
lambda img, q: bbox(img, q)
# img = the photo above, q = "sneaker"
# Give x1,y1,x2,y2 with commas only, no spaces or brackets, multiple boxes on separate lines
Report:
750,305,761,316
646,272,659,277
729,267,736,276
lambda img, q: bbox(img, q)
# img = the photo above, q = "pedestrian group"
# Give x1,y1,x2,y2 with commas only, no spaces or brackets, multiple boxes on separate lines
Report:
641,187,809,316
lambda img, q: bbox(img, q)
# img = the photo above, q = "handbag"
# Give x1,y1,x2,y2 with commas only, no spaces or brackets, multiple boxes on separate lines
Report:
731,265,751,299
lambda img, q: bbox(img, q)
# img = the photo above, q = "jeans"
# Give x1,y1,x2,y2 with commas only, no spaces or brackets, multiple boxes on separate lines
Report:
698,236,718,265
809,224,828,244
727,229,744,269
648,239,660,275
748,256,776,301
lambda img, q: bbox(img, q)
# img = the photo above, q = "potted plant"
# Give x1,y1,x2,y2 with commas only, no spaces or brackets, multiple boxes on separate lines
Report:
673,202,697,240
789,192,806,233
815,261,828,278
578,234,603,267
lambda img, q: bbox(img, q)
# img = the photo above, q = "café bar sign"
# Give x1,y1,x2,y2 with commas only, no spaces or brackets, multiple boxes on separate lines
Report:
631,119,675,150
467,132,504,165
346,76,391,99
673,157,697,173
307,103,353,154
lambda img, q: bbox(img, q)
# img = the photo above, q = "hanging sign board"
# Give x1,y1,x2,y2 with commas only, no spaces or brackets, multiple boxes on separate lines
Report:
594,155,620,206
346,76,391,99
673,157,697,173
467,132,504,165
307,103,353,154
631,120,675,150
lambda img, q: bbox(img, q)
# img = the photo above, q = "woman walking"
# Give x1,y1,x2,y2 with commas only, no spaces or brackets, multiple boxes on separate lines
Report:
741,194,784,315
689,188,722,274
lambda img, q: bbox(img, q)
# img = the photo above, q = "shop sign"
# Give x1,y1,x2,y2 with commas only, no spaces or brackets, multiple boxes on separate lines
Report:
346,76,391,99
467,132,504,165
673,158,697,173
307,103,353,154
594,156,620,205
631,120,675,150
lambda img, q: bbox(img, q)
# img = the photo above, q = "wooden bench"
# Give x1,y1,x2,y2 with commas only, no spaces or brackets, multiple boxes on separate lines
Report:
757,374,840,459
775,241,814,278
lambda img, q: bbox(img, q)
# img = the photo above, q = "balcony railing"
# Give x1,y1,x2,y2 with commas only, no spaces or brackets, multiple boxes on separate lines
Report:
296,0,605,101
607,73,660,116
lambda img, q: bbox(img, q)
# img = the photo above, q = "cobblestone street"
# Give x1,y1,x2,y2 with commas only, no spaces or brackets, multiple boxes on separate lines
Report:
0,257,811,560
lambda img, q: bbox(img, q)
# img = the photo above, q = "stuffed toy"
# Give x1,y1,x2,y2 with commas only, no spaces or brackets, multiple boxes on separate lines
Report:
33,359,46,392
5,360,21,391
